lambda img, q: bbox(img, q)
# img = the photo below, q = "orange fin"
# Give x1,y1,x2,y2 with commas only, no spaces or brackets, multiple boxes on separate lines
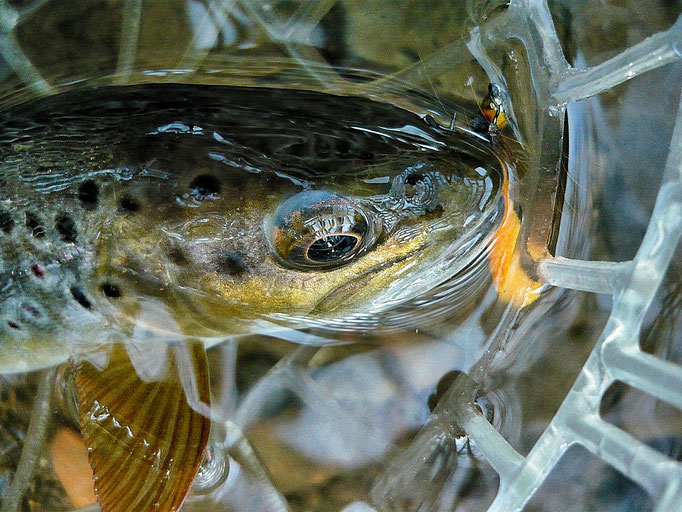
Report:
72,342,211,512
488,175,543,308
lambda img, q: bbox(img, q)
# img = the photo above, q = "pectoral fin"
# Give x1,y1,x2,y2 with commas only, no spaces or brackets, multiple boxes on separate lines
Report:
72,341,211,512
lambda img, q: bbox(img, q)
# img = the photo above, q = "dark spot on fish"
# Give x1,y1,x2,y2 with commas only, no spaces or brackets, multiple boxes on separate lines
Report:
101,283,121,298
119,196,140,213
78,180,99,208
335,139,352,157
217,252,247,276
190,174,221,199
25,212,45,238
314,137,332,158
70,286,92,309
400,47,421,63
168,247,189,266
286,142,307,158
568,320,588,338
55,214,77,243
0,211,13,234
7,321,19,330
31,264,45,278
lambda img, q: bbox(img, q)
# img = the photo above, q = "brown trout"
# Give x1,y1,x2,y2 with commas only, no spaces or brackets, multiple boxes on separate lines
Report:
0,84,517,512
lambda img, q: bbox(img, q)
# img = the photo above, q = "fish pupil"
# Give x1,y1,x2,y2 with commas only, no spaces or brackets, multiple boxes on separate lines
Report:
404,172,427,198
405,172,425,186
307,235,358,263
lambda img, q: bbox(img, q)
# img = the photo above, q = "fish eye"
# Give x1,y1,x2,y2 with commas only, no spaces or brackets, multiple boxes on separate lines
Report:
306,234,360,263
267,190,378,271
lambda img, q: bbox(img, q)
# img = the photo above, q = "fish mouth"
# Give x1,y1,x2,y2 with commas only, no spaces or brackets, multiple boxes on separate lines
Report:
308,245,428,317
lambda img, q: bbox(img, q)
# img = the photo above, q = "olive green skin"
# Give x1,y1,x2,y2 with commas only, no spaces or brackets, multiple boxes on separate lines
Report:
0,85,502,373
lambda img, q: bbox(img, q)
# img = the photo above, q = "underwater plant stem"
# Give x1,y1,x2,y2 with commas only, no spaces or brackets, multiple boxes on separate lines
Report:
224,420,290,512
234,436,290,512
1,368,55,512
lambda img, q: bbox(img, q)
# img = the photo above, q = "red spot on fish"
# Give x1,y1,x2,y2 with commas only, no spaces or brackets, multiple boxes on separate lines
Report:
23,304,40,317
31,264,45,277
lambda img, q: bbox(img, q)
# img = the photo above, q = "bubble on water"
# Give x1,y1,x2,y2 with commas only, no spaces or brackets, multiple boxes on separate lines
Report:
192,444,229,495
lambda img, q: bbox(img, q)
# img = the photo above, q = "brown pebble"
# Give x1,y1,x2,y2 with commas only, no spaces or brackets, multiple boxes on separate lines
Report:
51,427,97,508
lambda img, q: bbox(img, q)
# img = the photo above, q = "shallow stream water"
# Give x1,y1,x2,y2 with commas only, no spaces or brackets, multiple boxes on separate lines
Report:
0,1,680,511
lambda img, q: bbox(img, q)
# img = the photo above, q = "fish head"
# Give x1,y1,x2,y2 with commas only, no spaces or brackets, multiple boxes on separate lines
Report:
89,115,504,339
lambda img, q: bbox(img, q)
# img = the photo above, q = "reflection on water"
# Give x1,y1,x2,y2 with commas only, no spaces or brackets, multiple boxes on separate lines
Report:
0,0,680,511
